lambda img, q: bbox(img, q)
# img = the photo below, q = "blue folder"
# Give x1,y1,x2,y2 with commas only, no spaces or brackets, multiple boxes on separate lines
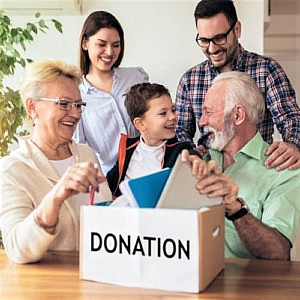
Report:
127,168,172,208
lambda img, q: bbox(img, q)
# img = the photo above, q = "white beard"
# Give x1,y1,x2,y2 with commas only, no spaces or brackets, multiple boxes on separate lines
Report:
206,115,236,151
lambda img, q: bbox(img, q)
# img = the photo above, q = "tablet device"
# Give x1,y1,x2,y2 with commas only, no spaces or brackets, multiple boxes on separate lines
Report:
156,155,223,209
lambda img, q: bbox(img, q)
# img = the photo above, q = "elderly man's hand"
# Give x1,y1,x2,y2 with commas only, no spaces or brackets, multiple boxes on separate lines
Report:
197,144,207,157
265,141,300,171
195,160,241,214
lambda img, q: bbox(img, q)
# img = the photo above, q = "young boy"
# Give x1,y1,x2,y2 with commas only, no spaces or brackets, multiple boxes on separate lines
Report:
106,82,199,197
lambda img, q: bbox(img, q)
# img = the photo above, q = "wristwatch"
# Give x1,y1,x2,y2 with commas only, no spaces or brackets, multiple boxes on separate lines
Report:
225,197,249,221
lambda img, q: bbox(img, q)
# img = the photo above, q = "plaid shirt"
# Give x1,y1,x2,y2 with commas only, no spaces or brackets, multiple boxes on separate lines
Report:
175,45,300,149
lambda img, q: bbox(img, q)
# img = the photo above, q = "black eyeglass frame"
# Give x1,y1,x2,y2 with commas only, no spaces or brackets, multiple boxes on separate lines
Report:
195,21,237,48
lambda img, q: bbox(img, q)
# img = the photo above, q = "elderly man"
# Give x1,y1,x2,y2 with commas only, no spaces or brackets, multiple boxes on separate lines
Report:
184,71,300,260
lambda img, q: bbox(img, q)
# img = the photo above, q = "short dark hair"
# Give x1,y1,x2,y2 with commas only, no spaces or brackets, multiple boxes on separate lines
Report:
194,0,238,26
79,11,125,75
125,83,171,122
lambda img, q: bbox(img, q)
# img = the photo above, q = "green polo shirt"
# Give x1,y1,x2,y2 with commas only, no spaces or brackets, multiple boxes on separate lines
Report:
204,132,300,259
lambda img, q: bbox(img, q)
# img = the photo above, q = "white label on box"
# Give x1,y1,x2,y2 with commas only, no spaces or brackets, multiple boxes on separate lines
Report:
80,206,200,292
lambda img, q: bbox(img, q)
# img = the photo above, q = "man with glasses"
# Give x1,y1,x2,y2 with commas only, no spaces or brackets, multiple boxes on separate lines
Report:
176,0,300,171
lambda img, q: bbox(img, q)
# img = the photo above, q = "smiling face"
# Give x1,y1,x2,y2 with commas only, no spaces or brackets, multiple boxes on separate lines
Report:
33,76,82,148
137,95,176,147
82,27,121,73
197,13,240,72
199,81,236,151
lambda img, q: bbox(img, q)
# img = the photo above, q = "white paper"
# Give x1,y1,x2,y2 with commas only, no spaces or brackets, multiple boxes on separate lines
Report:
119,180,139,207
80,206,200,292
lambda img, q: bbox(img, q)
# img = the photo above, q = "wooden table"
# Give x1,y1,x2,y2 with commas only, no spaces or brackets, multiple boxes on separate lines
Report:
1,249,300,299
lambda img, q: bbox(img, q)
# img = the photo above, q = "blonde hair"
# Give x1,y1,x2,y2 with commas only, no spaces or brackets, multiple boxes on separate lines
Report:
20,60,81,115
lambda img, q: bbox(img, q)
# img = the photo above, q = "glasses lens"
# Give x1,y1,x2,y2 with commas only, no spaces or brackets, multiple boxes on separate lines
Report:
196,34,207,47
213,35,227,46
198,39,209,47
58,99,71,111
57,99,86,112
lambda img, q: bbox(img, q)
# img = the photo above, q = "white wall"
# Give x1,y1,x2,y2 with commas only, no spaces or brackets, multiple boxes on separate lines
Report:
264,0,300,262
264,0,300,106
4,0,264,99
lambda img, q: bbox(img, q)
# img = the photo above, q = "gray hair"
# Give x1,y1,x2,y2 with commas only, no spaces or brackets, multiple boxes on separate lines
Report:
212,71,265,124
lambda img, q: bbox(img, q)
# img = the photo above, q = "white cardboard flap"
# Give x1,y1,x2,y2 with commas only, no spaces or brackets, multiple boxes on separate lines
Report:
80,205,224,293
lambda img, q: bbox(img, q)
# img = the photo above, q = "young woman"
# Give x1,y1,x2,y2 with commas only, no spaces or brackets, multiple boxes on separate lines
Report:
74,11,149,175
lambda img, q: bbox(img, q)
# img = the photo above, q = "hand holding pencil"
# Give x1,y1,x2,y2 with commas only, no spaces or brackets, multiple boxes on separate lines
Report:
49,162,105,206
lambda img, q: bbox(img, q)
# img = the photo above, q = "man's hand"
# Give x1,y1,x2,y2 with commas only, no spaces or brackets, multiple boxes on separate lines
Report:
197,144,207,157
265,141,300,171
182,151,241,214
194,160,240,214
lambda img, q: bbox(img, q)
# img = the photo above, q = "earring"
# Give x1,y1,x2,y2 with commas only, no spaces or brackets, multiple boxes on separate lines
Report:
31,111,37,126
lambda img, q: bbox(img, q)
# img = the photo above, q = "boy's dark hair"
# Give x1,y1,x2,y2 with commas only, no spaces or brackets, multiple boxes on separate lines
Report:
79,11,124,75
125,82,171,122
194,0,238,27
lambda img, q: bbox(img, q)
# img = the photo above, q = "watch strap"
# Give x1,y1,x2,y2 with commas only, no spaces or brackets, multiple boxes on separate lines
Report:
225,197,249,221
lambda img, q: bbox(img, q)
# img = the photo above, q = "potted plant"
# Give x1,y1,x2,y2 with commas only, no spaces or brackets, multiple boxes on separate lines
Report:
0,10,63,249
0,10,62,157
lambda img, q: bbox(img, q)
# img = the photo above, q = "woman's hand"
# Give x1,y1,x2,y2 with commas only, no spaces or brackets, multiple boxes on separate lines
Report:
52,162,105,205
35,162,105,232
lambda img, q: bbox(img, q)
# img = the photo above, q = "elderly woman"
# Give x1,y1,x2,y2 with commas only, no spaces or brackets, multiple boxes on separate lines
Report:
0,60,112,264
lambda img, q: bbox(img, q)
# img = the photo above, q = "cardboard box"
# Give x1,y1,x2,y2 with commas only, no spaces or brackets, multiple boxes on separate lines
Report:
80,205,224,293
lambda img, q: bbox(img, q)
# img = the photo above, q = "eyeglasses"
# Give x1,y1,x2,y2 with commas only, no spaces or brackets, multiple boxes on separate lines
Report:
38,97,87,112
195,21,236,48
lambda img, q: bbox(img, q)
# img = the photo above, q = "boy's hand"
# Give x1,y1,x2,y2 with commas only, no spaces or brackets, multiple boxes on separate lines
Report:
181,149,208,180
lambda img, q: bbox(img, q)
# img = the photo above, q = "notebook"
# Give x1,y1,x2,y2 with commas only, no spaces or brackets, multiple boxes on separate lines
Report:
156,155,223,209
119,168,172,208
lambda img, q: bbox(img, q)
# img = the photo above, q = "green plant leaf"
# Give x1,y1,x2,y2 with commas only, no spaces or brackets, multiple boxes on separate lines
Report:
19,58,26,67
38,19,45,28
3,15,10,25
20,39,26,51
52,19,63,33
23,29,33,41
28,23,38,34
10,28,17,37
13,49,20,58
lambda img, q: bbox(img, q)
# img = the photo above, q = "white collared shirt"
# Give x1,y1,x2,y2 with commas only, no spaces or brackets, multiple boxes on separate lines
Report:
73,67,148,175
125,137,166,180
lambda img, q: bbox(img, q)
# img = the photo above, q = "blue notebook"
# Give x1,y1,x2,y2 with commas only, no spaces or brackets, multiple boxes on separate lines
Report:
120,168,172,208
